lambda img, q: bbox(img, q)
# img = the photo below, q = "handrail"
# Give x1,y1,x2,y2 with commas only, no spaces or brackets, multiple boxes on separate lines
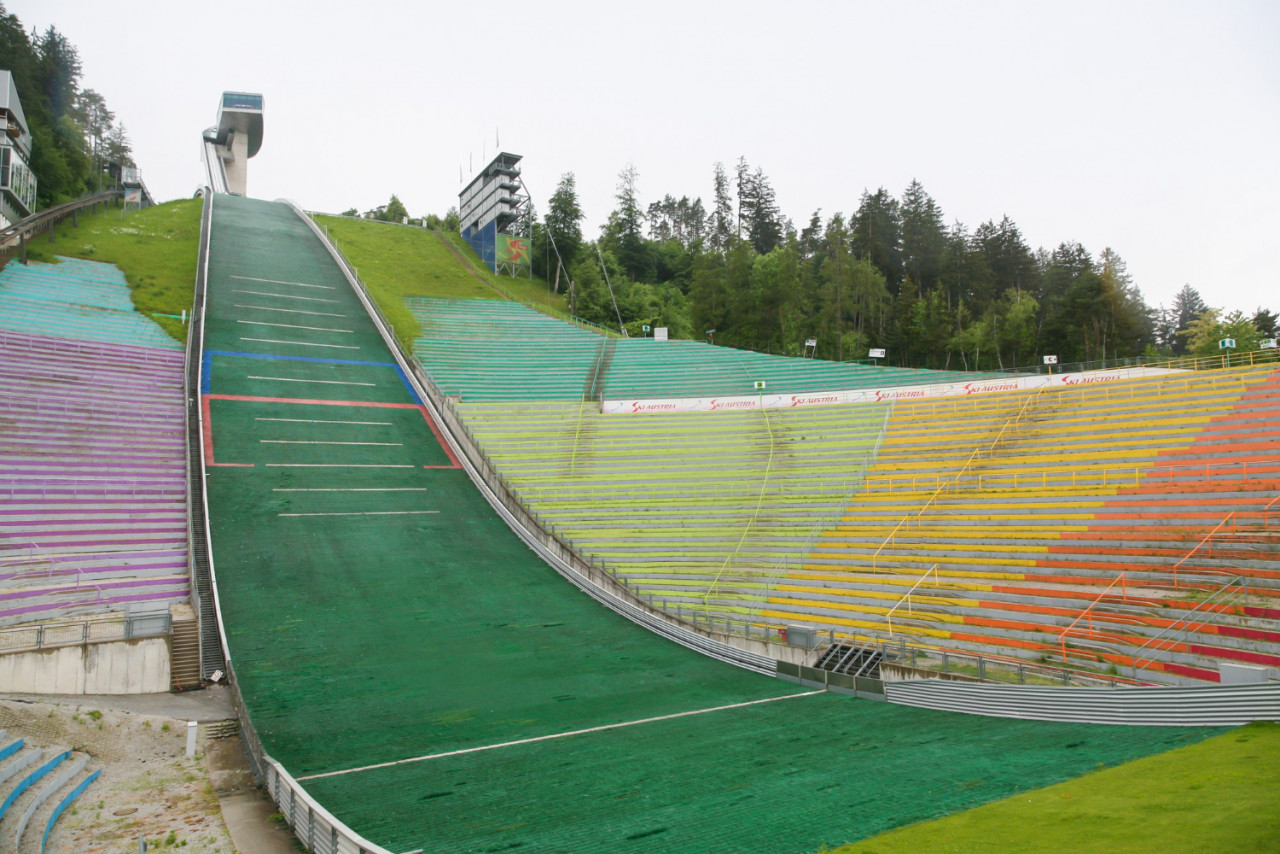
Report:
702,395,778,603
0,190,123,265
869,391,1043,568
569,397,590,474
1129,576,1250,676
861,456,1280,496
201,137,229,195
819,629,1143,687
1057,573,1129,660
0,613,171,653
885,564,938,636
1169,514,1237,590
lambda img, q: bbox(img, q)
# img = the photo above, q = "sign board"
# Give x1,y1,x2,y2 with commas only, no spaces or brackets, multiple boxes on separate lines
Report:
654,327,668,341
868,348,886,359
1261,338,1278,350
642,325,651,333
1043,355,1058,365
495,234,531,268
602,366,1187,415
805,339,817,348
123,187,142,204
1218,338,1237,350
754,381,766,390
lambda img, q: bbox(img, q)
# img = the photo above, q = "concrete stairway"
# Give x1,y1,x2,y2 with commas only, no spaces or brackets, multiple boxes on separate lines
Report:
0,730,100,854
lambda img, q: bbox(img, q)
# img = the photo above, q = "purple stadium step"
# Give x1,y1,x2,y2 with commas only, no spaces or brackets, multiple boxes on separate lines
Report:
0,324,189,624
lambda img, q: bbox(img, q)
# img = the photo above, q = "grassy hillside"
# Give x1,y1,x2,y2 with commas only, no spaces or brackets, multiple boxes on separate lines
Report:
834,721,1280,854
21,197,202,341
312,215,575,350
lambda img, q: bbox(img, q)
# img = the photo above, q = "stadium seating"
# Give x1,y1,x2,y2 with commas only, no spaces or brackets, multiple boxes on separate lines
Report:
453,359,1280,682
411,297,999,402
0,257,189,628
771,364,1280,679
0,729,100,851
0,257,180,351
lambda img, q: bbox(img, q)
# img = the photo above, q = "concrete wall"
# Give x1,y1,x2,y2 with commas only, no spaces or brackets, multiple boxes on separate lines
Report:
0,638,171,694
222,131,248,196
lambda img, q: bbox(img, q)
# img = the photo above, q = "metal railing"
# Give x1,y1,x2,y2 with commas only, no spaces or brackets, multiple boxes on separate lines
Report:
815,632,1136,688
1129,577,1252,677
885,565,939,637
0,613,171,654
868,391,1045,568
859,456,1280,495
0,190,124,266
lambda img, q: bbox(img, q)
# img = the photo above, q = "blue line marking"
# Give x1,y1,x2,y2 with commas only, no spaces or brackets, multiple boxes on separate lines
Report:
201,352,212,394
392,364,422,404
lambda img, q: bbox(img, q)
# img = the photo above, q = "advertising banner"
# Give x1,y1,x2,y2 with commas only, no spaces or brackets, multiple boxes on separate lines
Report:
602,367,1186,415
496,234,531,268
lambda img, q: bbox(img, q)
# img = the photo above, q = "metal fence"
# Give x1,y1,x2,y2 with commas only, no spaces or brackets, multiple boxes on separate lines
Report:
0,613,171,654
0,190,124,266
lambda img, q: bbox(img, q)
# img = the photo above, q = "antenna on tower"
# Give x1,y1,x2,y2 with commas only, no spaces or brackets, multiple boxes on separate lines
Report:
496,127,500,149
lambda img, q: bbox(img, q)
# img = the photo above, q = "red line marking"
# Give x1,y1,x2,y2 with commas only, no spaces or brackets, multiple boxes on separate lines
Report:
201,396,256,468
416,405,461,468
201,397,214,466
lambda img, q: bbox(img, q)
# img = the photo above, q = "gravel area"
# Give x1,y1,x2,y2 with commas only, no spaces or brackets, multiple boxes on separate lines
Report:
0,696,240,853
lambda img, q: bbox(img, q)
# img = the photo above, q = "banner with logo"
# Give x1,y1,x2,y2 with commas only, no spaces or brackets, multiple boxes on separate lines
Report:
601,367,1186,415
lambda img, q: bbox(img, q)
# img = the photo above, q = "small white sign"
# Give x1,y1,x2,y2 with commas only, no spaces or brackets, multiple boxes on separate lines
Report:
1261,338,1278,350
1043,355,1058,365
754,381,767,390
1219,338,1237,350
805,338,817,348
654,327,668,341
869,348,886,359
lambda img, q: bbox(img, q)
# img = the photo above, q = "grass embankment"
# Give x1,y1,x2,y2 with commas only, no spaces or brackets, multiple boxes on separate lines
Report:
835,721,1280,854
22,198,202,341
311,215,572,350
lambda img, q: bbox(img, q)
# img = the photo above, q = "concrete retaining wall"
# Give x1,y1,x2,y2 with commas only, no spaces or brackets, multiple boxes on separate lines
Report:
0,638,170,694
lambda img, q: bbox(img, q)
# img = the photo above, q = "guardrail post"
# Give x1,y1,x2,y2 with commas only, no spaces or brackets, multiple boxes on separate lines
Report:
18,233,25,264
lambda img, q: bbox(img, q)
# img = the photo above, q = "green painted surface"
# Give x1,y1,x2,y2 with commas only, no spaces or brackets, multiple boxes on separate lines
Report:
202,196,1219,854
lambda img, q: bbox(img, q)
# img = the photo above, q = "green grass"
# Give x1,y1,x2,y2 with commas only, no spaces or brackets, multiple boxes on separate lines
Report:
23,197,202,341
312,215,573,350
834,721,1280,854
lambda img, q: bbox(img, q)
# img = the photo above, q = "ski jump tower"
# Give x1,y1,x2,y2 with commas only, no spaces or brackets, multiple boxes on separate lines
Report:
459,152,531,276
203,92,263,196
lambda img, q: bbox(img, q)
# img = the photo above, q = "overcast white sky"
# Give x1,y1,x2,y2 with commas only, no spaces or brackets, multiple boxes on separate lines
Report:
10,0,1278,312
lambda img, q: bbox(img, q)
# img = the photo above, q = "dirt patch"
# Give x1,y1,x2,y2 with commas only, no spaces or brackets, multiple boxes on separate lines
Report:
0,697,237,853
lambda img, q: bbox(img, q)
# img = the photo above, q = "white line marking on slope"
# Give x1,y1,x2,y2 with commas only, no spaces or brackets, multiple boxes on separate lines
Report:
239,338,360,350
232,290,339,303
234,304,347,318
259,440,403,446
278,510,440,517
264,464,414,468
248,376,374,386
297,690,826,782
257,418,392,425
272,488,428,492
230,275,335,289
238,320,353,333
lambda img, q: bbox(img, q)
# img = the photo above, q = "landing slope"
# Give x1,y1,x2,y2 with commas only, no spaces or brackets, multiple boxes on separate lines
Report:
200,195,1216,853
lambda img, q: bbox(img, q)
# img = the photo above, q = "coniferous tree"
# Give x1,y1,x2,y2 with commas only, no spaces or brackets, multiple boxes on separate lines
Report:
900,180,947,297
544,172,584,292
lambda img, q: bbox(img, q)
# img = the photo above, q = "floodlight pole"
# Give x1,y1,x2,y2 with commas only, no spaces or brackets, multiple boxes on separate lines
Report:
519,175,573,311
597,245,627,337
